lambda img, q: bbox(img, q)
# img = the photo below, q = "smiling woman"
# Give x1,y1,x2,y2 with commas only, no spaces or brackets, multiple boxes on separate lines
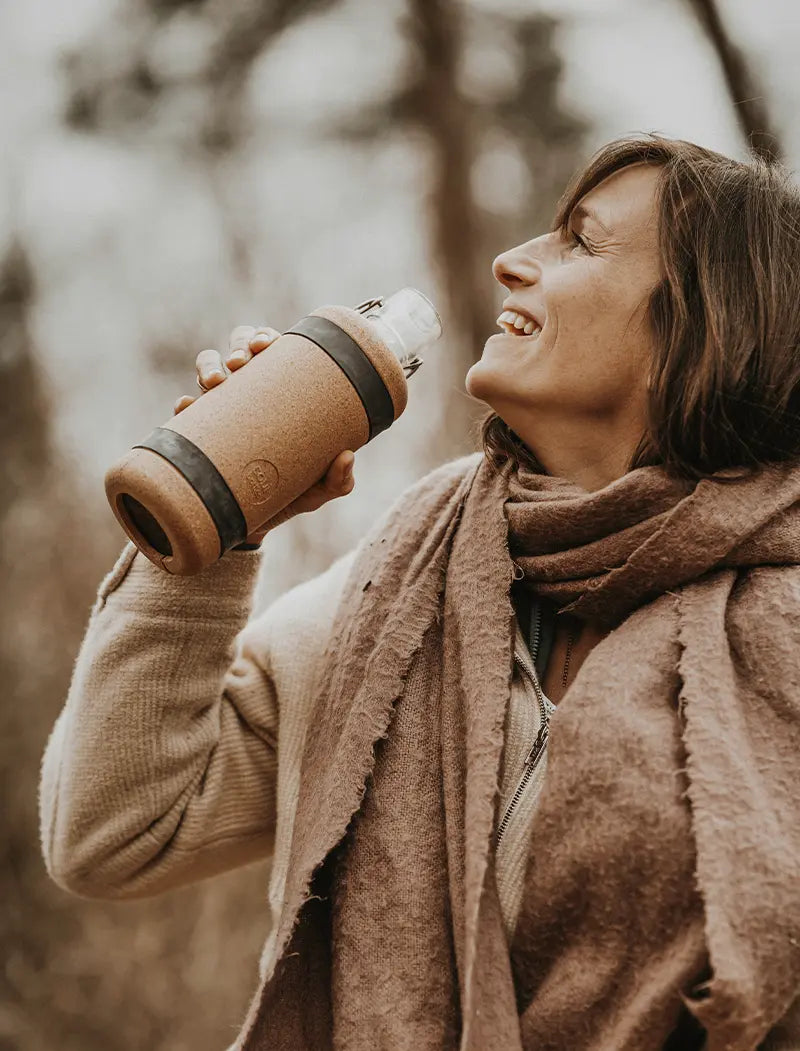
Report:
40,134,800,1051
467,160,664,494
475,134,800,490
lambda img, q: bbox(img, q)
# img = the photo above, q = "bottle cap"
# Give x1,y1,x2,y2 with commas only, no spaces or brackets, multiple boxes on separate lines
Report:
359,288,442,372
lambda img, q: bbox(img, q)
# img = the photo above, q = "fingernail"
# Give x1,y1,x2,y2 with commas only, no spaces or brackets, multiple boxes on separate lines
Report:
228,350,247,364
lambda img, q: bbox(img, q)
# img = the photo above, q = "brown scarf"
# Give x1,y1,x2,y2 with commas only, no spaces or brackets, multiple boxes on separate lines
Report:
238,451,800,1051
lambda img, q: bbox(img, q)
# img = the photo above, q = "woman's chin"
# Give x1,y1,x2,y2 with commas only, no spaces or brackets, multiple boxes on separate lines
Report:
466,330,551,401
464,359,493,401
465,344,515,401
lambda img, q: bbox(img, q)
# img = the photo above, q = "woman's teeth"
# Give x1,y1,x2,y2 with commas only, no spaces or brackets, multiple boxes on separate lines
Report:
496,310,541,336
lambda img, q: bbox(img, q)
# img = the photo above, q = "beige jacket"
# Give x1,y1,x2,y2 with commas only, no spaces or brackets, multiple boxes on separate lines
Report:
39,531,800,1049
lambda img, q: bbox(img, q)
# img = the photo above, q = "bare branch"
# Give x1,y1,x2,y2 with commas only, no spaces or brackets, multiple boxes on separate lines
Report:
686,0,783,162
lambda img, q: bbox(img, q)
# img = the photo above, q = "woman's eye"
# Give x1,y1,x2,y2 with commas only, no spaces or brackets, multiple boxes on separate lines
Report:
569,228,590,252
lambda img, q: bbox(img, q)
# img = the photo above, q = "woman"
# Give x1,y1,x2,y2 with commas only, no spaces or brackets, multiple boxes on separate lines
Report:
40,135,800,1050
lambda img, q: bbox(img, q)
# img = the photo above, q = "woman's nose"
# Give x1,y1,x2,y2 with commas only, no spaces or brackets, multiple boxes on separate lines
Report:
492,244,541,290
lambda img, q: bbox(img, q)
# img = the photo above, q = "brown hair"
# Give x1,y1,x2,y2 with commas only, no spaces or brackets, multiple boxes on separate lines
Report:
480,133,800,481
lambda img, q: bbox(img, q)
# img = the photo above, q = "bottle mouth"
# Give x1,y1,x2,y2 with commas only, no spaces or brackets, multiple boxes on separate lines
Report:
119,493,173,557
355,288,442,371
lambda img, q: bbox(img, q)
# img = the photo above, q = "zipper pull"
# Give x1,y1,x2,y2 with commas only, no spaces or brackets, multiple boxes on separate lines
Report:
510,559,524,582
524,723,548,766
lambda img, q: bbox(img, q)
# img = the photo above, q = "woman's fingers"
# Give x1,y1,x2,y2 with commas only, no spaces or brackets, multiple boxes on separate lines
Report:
196,348,228,389
174,324,282,415
226,325,256,370
328,450,355,492
173,394,196,414
289,451,355,515
227,324,281,370
248,326,281,353
175,348,226,414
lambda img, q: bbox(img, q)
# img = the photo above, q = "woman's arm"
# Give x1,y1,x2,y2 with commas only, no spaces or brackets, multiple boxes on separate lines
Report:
37,540,348,900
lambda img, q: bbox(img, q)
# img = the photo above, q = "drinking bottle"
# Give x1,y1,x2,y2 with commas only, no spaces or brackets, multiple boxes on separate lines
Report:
104,288,442,575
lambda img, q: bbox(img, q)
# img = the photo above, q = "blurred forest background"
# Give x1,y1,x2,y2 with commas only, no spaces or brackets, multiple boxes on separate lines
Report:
1,0,797,1047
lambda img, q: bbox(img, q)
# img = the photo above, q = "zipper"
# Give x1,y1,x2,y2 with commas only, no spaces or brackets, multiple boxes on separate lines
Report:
496,602,551,847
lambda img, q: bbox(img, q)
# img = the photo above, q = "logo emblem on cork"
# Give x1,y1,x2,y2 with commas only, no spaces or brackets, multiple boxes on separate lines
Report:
243,460,279,504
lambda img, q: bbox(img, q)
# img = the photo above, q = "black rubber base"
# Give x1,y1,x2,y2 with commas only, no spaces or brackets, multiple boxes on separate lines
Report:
133,428,248,555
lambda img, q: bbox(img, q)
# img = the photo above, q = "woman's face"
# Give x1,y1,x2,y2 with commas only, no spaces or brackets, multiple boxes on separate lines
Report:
465,163,665,460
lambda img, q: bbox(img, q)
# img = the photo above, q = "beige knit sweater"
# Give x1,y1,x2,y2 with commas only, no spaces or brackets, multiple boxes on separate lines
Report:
38,530,548,958
39,531,800,1050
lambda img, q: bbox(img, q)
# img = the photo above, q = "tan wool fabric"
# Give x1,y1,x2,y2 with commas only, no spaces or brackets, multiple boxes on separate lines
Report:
237,451,800,1051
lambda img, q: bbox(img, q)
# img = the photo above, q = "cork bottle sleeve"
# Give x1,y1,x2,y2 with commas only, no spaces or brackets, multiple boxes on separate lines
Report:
104,305,409,576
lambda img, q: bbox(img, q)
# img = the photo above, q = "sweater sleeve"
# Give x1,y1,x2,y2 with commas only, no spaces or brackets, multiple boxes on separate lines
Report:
39,455,479,903
39,541,297,900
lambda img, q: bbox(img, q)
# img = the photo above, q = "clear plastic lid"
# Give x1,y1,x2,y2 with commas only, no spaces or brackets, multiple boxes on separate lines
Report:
357,288,442,376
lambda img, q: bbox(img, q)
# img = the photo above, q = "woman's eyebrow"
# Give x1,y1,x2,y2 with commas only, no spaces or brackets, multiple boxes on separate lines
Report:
571,203,612,236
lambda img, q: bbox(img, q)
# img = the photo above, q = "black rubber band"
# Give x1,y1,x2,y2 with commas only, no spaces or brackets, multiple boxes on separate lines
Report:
284,315,394,441
133,428,247,555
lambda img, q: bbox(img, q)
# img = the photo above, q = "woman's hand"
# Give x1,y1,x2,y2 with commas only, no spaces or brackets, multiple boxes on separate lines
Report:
173,324,356,548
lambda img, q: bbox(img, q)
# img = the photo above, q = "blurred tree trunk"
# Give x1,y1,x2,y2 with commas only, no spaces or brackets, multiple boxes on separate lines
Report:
402,0,493,454
341,4,587,460
686,0,784,162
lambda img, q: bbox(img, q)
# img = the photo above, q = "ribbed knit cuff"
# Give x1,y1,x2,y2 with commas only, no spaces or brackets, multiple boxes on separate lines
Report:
96,541,262,618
